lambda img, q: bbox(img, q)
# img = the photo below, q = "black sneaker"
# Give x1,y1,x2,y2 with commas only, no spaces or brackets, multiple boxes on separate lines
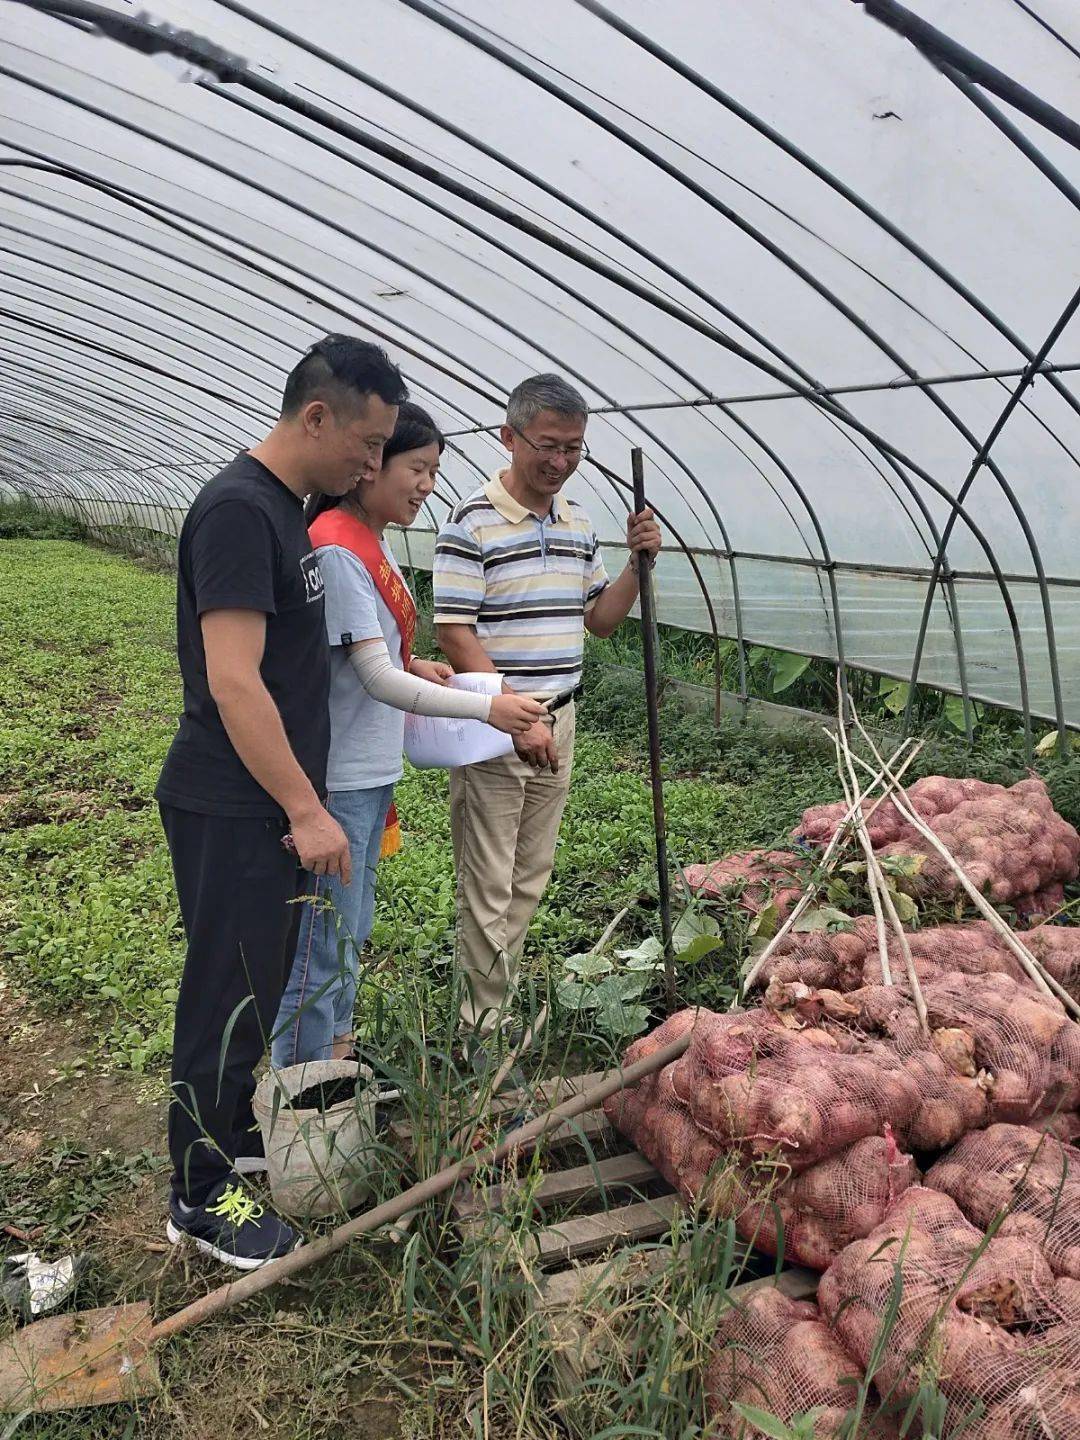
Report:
232,1128,268,1177
166,1177,301,1270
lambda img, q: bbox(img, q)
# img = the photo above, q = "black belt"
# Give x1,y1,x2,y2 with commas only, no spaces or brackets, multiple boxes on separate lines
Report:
546,684,583,715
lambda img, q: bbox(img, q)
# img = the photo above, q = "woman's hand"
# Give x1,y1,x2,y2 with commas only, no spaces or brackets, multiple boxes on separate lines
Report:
410,657,454,685
488,693,548,736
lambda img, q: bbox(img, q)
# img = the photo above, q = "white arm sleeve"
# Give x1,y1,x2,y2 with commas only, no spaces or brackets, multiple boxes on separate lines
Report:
348,640,493,720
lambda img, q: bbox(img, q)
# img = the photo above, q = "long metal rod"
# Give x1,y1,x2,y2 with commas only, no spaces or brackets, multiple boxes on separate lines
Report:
442,361,1080,433
856,0,1080,151
631,448,675,1006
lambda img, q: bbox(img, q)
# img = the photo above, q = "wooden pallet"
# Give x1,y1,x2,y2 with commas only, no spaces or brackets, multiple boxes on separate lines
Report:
419,1070,685,1267
395,1070,817,1426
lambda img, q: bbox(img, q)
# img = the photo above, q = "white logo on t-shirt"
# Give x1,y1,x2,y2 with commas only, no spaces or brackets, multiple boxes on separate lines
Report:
300,551,324,603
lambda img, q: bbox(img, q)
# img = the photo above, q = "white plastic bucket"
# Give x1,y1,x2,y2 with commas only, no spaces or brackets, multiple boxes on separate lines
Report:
253,1059,376,1219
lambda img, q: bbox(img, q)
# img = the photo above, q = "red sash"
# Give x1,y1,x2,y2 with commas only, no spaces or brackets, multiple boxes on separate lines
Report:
309,507,415,857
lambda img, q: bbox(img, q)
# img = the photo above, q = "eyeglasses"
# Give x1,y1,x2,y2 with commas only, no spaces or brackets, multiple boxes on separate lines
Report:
509,426,589,463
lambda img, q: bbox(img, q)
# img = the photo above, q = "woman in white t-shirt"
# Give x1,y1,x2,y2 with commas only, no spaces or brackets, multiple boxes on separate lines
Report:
271,404,543,1068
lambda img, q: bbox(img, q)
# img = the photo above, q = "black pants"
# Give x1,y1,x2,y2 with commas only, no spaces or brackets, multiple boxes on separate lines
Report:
160,804,304,1204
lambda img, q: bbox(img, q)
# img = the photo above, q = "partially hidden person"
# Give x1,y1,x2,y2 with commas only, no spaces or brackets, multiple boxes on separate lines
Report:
432,374,662,1055
155,335,407,1268
271,403,545,1069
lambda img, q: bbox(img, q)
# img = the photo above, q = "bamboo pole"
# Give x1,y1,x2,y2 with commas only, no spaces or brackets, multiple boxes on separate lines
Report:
743,738,922,990
850,715,1080,1021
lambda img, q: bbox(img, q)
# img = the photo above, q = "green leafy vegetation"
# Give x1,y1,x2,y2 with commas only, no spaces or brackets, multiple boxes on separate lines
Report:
0,496,88,542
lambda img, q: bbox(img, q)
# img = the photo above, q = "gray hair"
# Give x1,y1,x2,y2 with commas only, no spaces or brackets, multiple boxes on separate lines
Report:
505,373,588,432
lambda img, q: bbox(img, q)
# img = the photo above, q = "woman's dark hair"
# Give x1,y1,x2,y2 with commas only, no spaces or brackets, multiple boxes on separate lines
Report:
305,402,444,525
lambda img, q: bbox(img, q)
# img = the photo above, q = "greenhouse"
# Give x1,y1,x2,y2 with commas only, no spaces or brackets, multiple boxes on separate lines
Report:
2,1,1080,1436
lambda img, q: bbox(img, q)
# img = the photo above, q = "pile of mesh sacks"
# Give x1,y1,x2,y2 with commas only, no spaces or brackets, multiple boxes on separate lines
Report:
644,772,1080,1432
685,774,1080,923
605,976,1080,1432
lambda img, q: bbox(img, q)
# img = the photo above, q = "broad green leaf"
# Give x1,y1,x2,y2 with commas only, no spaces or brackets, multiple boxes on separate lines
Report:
678,935,724,966
730,1402,797,1439
880,852,925,878
556,980,586,1011
891,890,918,924
597,999,651,1038
591,974,649,1007
615,936,664,965
623,951,665,973
563,951,614,979
792,904,852,933
672,907,720,953
878,677,911,715
747,900,780,942
826,878,855,907
943,694,969,732
771,650,811,695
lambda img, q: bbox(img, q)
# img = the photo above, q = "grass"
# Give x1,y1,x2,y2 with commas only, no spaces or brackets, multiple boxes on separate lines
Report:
2,537,1076,1438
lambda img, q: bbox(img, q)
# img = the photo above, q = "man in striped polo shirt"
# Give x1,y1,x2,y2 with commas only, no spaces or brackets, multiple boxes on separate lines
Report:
434,374,661,1043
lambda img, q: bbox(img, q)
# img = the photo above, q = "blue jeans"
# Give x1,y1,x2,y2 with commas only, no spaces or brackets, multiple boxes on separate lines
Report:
271,784,395,1068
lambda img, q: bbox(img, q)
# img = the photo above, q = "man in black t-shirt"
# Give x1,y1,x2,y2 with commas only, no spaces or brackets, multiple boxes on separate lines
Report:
157,335,407,1269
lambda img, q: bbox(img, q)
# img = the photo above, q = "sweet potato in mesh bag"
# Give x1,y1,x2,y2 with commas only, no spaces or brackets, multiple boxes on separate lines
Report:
851,969,1070,1137
706,1286,899,1439
1029,1108,1080,1145
671,1007,922,1167
857,919,1030,990
796,774,1001,848
879,777,1080,907
681,849,805,920
755,915,878,994
703,1133,919,1272
1026,923,1080,1001
926,1123,1080,1280
819,1186,1080,1437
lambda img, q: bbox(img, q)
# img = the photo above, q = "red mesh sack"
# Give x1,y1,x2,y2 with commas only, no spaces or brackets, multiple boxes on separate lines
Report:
681,849,805,919
705,1286,898,1438
849,970,1070,1141
925,1123,1080,1279
819,1186,1079,1436
702,1133,918,1272
756,915,878,993
857,920,1029,990
878,777,1080,907
1015,881,1067,924
672,1006,923,1168
1027,924,1080,1002
1029,1109,1080,1145
796,774,1000,849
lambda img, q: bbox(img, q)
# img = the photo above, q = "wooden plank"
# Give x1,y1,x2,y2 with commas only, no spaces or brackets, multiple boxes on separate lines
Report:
538,1238,689,1310
728,1265,818,1304
454,1148,659,1220
534,1192,682,1265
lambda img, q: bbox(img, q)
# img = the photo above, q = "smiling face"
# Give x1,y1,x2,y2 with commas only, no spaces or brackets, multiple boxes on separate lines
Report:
500,408,586,510
353,441,440,530
304,393,400,497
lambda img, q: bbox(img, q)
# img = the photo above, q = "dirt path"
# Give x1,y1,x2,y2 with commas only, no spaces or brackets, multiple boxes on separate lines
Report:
0,965,167,1170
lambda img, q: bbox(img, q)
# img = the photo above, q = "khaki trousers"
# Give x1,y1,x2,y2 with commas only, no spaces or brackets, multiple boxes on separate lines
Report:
450,702,576,1033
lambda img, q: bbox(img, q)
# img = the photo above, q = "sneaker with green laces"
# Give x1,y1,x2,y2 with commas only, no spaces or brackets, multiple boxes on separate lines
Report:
166,1177,301,1270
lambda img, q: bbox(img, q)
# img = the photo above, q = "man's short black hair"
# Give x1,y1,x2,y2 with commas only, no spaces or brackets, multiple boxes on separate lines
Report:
281,334,408,417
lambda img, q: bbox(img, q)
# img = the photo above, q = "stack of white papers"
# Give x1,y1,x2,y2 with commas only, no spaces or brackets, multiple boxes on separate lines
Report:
403,672,515,770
